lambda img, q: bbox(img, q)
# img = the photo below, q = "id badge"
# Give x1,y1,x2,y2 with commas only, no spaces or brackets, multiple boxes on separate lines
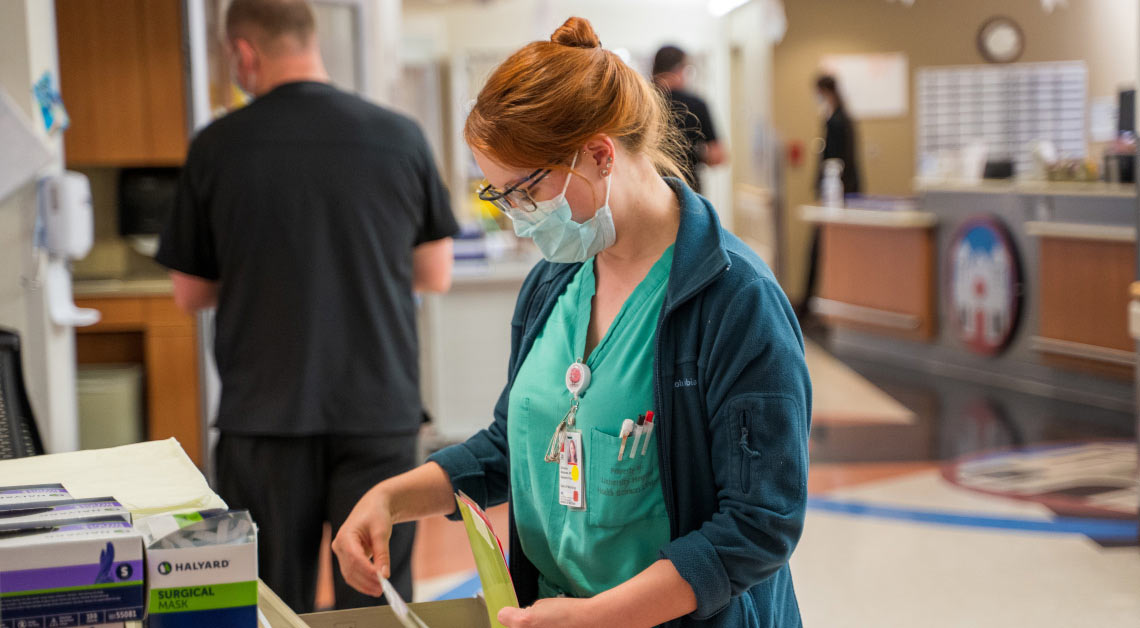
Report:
558,430,586,510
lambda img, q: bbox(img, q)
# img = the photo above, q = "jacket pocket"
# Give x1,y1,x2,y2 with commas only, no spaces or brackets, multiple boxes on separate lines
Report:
728,394,807,511
586,427,668,528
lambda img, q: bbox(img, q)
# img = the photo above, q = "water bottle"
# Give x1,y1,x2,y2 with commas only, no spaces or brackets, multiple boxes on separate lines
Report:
821,158,845,208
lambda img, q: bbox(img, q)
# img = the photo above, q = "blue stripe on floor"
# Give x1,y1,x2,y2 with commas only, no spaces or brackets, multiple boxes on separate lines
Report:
431,500,1138,600
807,496,1139,539
431,571,482,601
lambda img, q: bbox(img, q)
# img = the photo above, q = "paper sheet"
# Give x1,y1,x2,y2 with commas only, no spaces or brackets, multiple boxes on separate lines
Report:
380,575,432,628
0,438,226,518
455,492,518,628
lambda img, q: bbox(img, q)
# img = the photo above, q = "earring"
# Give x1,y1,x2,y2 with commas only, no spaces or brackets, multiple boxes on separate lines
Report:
600,156,613,177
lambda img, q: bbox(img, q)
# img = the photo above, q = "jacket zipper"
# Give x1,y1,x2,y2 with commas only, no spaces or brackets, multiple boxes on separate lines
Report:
739,423,752,494
654,262,731,541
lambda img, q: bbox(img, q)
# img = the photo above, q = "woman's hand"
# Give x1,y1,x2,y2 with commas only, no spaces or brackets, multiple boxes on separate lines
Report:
330,485,395,598
331,462,458,598
499,560,696,628
497,559,696,628
497,597,605,628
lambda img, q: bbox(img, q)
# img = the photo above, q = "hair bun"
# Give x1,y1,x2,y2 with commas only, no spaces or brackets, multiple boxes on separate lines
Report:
551,17,601,49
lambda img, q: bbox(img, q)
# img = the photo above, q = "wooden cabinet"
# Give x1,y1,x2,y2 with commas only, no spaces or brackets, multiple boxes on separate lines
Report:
1028,222,1136,379
74,294,203,467
55,0,188,166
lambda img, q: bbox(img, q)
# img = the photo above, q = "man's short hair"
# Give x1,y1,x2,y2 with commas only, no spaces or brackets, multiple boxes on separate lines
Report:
226,0,316,46
653,45,687,78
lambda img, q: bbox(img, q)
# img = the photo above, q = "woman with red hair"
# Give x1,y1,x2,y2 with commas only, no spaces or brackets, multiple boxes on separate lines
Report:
334,17,810,628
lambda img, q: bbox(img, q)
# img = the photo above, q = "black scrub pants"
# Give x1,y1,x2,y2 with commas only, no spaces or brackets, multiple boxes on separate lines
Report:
214,432,418,613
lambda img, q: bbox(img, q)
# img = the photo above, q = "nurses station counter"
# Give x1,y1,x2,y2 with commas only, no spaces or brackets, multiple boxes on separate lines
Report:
802,179,1137,413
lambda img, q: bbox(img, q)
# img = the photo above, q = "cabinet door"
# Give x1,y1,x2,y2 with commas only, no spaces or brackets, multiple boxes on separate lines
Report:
56,0,188,166
139,0,189,163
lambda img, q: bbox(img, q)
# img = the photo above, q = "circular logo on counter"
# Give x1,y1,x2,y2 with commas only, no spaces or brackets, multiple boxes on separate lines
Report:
943,441,1138,523
947,216,1022,355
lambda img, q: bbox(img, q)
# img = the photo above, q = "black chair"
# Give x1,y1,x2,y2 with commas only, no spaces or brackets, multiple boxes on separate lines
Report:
0,328,45,458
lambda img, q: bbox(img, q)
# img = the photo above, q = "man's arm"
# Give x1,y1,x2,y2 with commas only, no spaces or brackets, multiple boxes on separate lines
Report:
693,97,726,167
171,272,219,312
703,140,727,166
413,238,453,293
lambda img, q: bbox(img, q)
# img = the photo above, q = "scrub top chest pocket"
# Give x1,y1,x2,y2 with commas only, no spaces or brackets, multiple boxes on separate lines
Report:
587,426,667,528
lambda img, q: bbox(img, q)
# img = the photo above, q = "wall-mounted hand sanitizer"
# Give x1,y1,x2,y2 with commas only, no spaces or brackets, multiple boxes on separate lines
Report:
41,171,93,259
37,171,100,327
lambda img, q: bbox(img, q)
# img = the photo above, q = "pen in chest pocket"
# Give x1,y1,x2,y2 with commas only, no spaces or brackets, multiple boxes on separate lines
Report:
630,414,647,458
640,411,655,456
618,419,636,461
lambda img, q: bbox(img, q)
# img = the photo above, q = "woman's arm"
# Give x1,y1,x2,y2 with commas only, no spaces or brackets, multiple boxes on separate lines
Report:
498,559,696,628
331,462,455,597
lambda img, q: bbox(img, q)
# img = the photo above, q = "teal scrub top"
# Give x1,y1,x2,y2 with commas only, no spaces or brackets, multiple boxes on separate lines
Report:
507,246,674,599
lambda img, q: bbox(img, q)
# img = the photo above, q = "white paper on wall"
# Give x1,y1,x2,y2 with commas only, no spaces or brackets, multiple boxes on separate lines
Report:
0,86,52,204
1089,97,1117,143
819,53,909,119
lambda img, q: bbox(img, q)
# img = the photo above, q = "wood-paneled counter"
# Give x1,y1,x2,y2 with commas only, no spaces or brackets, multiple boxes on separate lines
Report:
74,283,203,467
804,206,939,342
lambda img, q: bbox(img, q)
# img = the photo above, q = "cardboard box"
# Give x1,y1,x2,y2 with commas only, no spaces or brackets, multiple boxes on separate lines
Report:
300,598,492,628
0,484,70,506
0,516,146,627
0,497,130,528
258,579,491,628
136,510,258,628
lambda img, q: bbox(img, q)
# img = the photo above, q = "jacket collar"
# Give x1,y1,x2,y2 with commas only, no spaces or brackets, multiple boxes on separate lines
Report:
664,178,730,312
532,178,730,310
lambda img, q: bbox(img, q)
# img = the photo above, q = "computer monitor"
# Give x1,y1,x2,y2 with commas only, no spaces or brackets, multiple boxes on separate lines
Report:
1118,88,1135,135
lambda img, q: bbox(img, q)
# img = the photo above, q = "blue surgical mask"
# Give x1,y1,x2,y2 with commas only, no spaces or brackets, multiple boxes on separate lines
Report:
505,153,616,263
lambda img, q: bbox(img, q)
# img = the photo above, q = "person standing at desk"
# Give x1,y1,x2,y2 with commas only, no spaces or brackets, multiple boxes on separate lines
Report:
334,17,810,628
813,74,861,197
155,0,457,612
800,74,863,320
652,45,726,194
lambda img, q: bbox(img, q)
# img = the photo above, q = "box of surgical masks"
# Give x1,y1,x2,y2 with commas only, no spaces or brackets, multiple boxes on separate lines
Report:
0,496,130,528
0,516,146,627
137,509,258,628
0,483,70,506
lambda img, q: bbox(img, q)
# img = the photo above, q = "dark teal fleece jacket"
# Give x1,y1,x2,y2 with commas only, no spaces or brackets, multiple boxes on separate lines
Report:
429,179,811,627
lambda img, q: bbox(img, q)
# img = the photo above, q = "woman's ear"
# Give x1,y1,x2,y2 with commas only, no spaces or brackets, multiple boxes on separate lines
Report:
582,136,616,173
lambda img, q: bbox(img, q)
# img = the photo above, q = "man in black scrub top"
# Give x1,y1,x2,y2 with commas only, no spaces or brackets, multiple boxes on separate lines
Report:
652,45,726,193
155,0,458,613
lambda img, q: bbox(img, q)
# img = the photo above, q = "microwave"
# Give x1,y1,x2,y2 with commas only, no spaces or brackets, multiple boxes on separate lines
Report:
118,167,180,236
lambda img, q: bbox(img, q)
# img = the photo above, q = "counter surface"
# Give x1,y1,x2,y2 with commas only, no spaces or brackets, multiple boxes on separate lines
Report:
73,277,173,297
801,206,938,229
915,178,1137,199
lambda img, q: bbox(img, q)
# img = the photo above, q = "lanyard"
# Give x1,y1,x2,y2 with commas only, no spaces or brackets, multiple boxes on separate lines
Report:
544,359,591,463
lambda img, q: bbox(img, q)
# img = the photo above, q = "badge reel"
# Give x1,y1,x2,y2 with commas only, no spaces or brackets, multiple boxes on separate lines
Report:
547,360,590,510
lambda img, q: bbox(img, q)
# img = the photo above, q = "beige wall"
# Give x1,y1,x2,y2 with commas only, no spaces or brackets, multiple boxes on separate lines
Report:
774,0,1138,302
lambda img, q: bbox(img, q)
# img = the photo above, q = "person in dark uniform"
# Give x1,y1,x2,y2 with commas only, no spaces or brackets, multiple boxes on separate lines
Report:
800,74,863,321
652,45,726,193
155,0,458,613
814,75,861,196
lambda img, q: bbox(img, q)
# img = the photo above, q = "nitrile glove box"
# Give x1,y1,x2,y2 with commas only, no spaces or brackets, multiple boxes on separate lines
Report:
0,483,70,506
137,510,258,628
0,516,146,627
0,496,130,528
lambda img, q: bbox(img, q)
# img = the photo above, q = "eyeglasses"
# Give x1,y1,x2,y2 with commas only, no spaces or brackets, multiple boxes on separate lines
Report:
477,168,552,213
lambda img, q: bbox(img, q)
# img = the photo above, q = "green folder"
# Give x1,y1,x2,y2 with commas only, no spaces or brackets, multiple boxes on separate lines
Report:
455,491,519,628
